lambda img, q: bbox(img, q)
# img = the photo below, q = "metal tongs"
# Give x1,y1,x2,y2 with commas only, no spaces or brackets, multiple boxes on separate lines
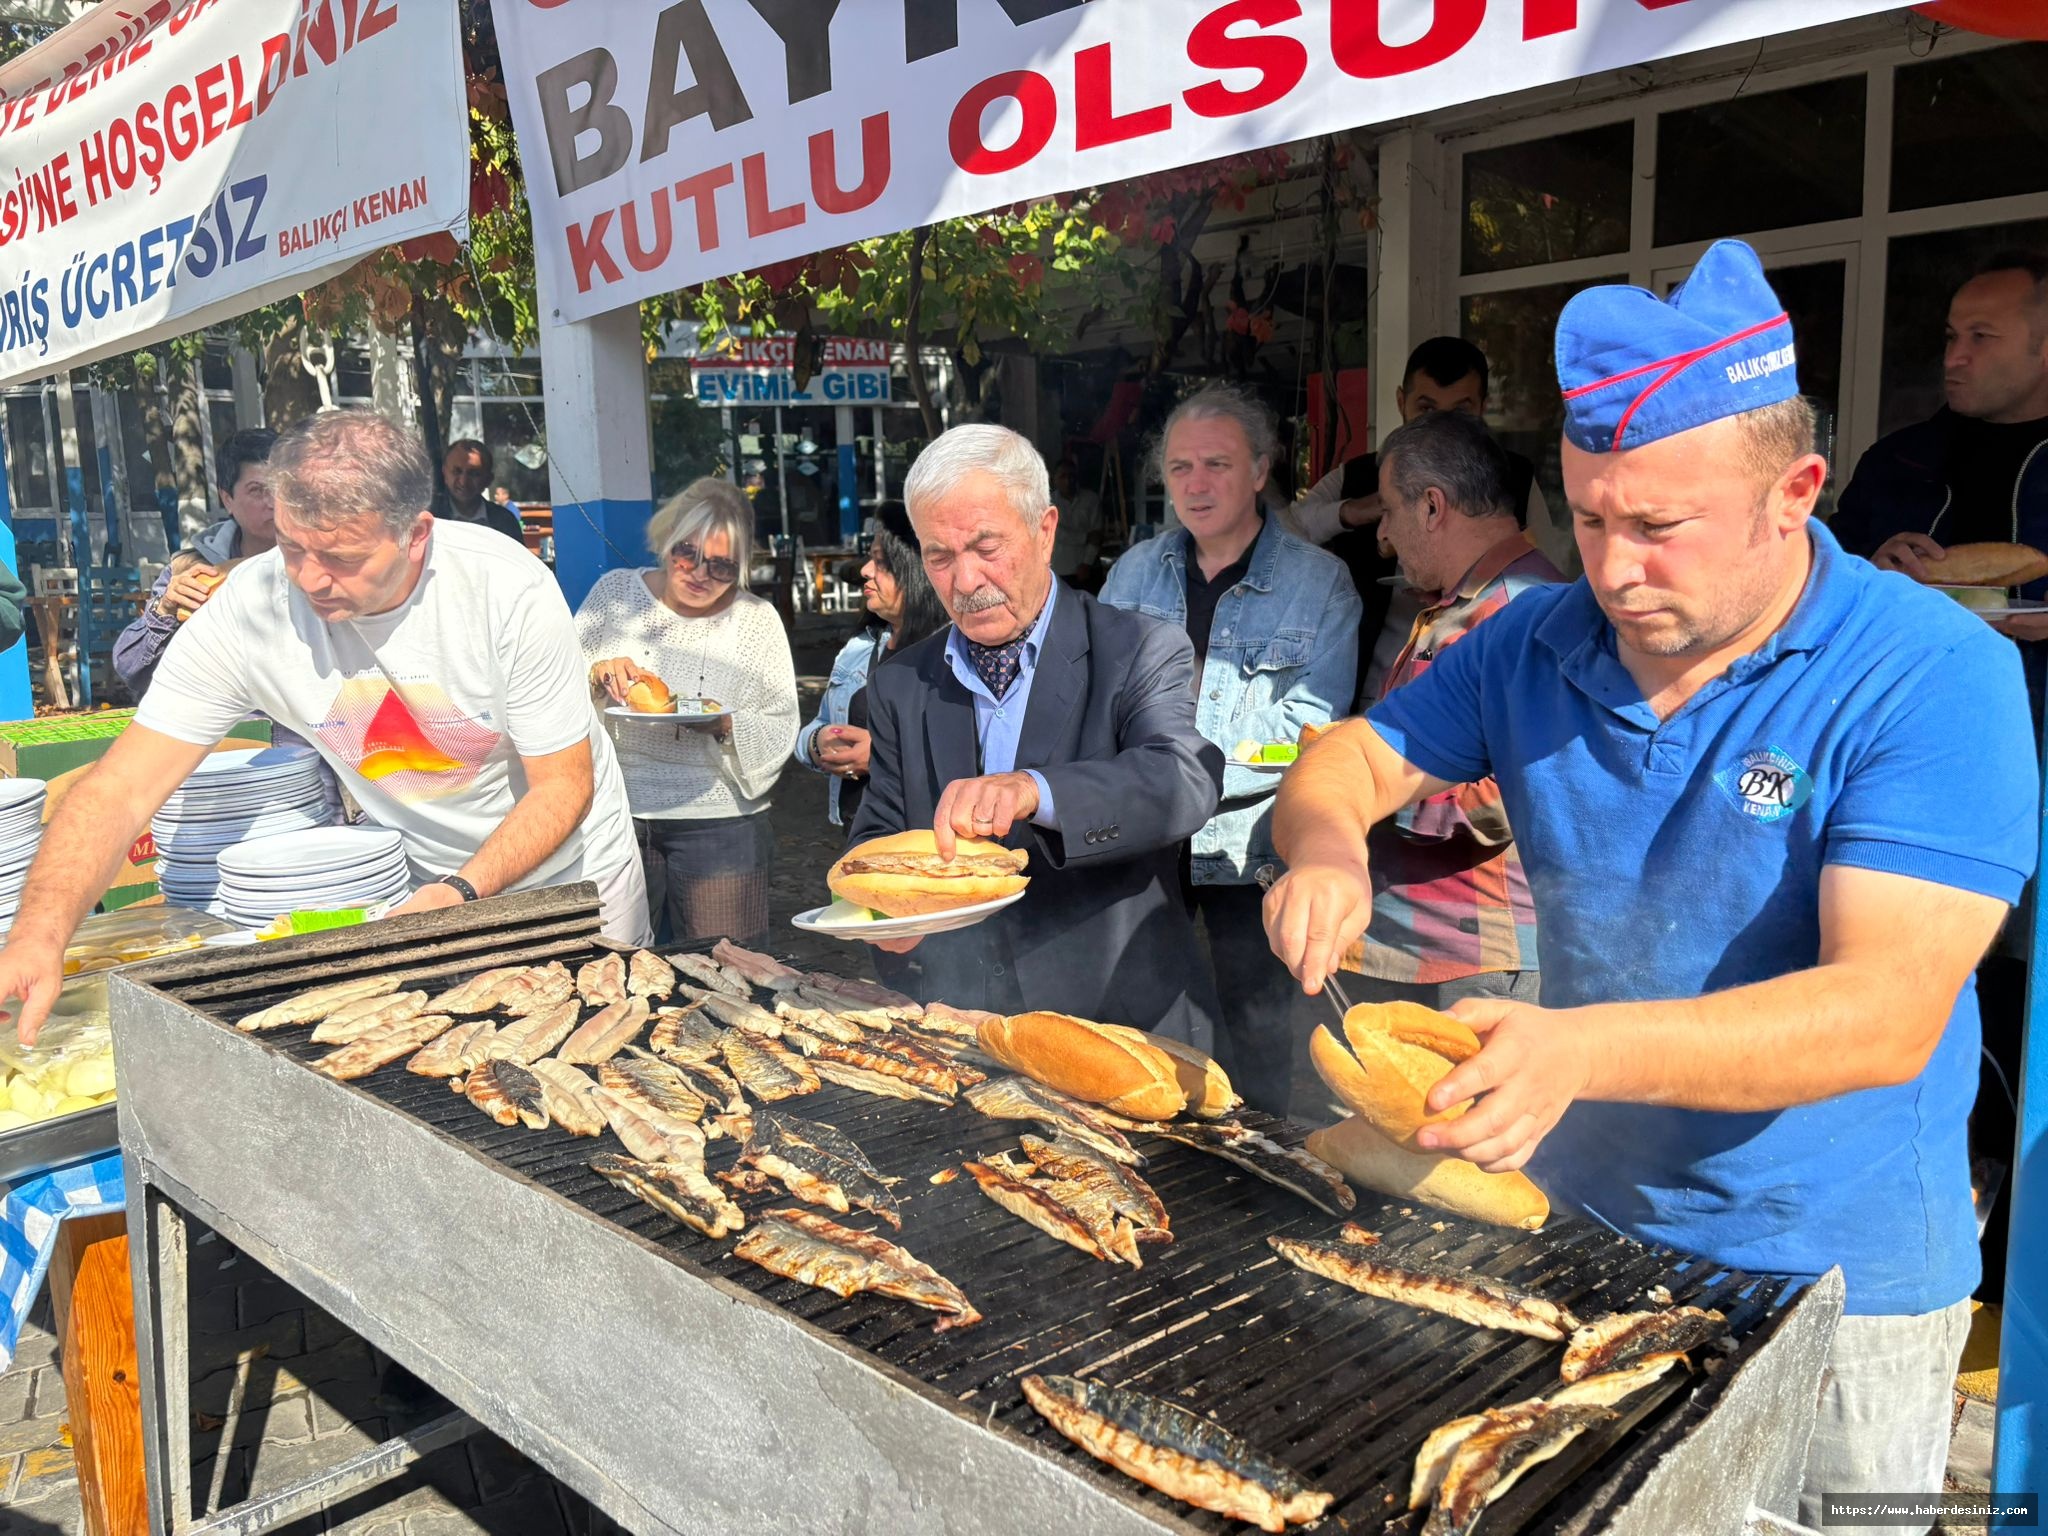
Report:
1253,865,1357,1024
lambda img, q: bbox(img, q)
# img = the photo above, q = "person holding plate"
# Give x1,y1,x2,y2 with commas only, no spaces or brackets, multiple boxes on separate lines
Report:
576,477,798,946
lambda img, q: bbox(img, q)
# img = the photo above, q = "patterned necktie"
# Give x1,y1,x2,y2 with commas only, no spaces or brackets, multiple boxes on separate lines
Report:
966,637,1027,701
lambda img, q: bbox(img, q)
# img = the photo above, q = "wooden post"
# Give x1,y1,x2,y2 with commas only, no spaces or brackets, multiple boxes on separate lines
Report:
49,1211,145,1536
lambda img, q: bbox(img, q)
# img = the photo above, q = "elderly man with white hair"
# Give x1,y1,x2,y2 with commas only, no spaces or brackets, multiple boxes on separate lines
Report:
0,408,648,1045
846,424,1226,1044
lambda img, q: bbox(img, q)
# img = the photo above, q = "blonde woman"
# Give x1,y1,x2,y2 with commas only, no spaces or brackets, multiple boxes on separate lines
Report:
575,477,797,945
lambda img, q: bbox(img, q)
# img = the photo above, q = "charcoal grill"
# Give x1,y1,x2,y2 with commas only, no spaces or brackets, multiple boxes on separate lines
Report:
112,885,1842,1536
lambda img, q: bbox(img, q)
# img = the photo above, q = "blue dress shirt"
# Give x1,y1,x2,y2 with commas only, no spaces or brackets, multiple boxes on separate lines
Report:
942,580,1060,827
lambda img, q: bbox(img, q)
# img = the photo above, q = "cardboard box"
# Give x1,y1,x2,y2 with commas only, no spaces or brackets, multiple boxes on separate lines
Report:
0,712,273,910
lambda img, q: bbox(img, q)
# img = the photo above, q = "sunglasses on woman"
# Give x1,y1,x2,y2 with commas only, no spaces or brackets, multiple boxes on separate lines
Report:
669,541,740,584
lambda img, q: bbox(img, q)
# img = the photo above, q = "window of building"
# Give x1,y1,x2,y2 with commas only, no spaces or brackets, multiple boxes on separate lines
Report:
1463,274,1622,511
1654,77,1865,246
1891,42,2048,213
1462,121,1633,276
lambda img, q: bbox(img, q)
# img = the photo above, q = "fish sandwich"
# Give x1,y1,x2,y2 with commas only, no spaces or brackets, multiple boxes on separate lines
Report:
827,830,1029,917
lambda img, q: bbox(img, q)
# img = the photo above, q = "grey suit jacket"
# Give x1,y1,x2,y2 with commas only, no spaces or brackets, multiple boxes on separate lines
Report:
848,584,1225,1046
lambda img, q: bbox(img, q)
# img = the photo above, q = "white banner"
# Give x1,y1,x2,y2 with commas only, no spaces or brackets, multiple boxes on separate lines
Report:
496,0,1905,328
0,0,469,387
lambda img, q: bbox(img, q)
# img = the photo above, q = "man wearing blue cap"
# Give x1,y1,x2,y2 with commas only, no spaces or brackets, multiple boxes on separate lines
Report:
1264,240,2037,1524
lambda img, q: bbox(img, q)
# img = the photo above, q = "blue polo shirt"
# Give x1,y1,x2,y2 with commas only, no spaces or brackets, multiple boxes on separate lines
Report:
1367,521,2037,1315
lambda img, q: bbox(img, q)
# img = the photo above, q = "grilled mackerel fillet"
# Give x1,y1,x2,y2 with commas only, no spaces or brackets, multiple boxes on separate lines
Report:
558,996,651,1065
964,1077,1143,1166
1019,1134,1170,1240
1420,1402,1616,1536
770,1001,871,1043
600,1049,709,1124
917,1001,998,1040
591,1152,744,1239
778,1032,959,1103
502,962,576,1018
793,972,921,1016
592,1083,705,1162
237,975,402,1031
732,1208,978,1330
309,990,429,1045
1021,1374,1330,1533
408,1018,497,1078
423,965,530,1016
625,949,676,1001
711,938,802,992
1268,1237,1579,1340
487,999,583,1064
1560,1307,1726,1382
727,1109,901,1228
964,1158,1123,1263
577,952,628,1007
462,1058,550,1128
1113,1118,1354,1216
674,953,751,998
681,985,787,1036
648,1006,725,1063
720,1029,819,1101
529,1060,607,1137
313,1014,456,1080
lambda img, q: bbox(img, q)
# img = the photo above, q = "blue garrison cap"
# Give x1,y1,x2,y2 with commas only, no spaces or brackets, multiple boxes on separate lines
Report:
1556,239,1798,453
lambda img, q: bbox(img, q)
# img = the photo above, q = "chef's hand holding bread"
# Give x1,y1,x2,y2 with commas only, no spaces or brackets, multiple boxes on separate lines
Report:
975,1010,1239,1120
1309,999,1551,1229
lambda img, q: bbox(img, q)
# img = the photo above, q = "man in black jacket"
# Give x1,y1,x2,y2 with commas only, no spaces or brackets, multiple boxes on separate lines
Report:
848,424,1226,1046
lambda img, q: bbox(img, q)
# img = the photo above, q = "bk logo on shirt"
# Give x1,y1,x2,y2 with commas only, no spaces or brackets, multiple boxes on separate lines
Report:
1717,747,1813,824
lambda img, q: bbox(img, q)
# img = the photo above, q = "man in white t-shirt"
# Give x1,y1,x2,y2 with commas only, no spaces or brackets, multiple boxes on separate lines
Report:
0,409,647,1044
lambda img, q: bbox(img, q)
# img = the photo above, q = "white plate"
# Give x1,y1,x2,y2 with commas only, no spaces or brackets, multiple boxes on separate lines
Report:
0,779,48,815
216,827,403,877
1976,605,2048,621
790,889,1026,940
605,703,730,722
1233,759,1292,775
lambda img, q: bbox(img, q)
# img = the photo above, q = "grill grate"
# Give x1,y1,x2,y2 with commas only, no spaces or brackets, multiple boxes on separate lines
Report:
165,938,1785,1535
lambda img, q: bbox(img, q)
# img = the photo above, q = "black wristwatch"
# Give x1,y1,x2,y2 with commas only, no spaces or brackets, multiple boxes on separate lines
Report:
436,874,480,903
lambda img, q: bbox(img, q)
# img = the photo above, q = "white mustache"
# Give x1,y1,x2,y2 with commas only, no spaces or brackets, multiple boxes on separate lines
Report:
954,585,1008,614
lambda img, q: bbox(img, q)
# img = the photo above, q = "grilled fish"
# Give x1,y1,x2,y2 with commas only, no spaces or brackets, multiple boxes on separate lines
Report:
804,1037,959,1097
1560,1307,1726,1382
600,1049,709,1123
625,949,677,1001
1268,1237,1579,1340
711,938,802,992
674,952,750,998
964,1077,1143,1166
794,972,921,1015
810,1058,955,1105
1420,1402,1615,1536
918,1001,998,1040
529,1059,607,1137
309,990,429,1044
1116,1118,1353,1216
771,1000,871,1043
591,1152,745,1240
1410,1357,1685,1513
313,1013,456,1080
487,999,583,1064
577,952,628,1007
423,965,530,1015
964,1158,1123,1262
682,985,786,1036
463,1058,550,1128
408,1018,497,1078
648,1005,725,1064
720,1029,819,1101
667,1056,747,1116
592,1083,705,1162
732,1208,979,1330
558,995,651,1065
1019,1134,1170,1240
729,1109,901,1228
502,962,575,1017
1021,1374,1330,1533
237,974,402,1031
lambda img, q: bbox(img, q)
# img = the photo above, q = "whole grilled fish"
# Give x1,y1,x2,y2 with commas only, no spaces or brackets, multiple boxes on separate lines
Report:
591,1152,744,1240
309,990,429,1045
795,972,921,1015
463,1058,549,1128
730,1109,901,1228
964,1158,1124,1263
648,1005,725,1064
1560,1307,1726,1382
502,962,576,1018
1019,1134,1169,1240
964,1077,1143,1166
592,1083,705,1162
558,995,651,1065
600,1050,709,1123
1021,1374,1330,1533
577,952,628,1007
732,1207,979,1330
682,985,786,1036
237,974,402,1031
1421,1402,1615,1536
1115,1118,1353,1217
711,938,802,992
487,999,583,1064
423,965,530,1016
313,1013,457,1080
626,949,677,1001
408,1018,497,1078
529,1059,607,1137
1410,1357,1685,1513
1268,1237,1579,1340
720,1029,819,1101
674,952,751,998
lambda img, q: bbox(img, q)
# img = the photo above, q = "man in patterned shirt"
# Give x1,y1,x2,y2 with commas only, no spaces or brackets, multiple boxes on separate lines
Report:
1343,410,1562,1011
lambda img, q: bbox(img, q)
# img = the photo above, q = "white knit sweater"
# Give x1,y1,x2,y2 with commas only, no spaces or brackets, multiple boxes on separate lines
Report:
573,570,798,820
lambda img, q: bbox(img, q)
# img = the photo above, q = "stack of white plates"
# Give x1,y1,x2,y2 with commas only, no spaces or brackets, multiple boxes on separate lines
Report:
154,747,338,910
0,778,47,933
211,826,412,927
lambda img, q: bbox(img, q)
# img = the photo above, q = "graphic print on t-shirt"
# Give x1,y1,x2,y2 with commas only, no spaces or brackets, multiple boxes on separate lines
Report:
313,678,502,799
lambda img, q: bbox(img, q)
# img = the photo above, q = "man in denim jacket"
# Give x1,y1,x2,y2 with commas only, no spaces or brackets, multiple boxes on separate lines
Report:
1102,386,1360,1111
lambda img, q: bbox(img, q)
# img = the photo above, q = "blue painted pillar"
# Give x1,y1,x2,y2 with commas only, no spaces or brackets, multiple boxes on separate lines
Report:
835,403,859,540
1995,717,2048,1528
538,304,653,609
0,436,33,721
